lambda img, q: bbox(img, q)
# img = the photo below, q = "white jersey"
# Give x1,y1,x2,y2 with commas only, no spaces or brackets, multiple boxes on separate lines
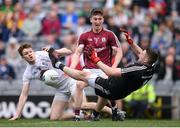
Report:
23,51,75,94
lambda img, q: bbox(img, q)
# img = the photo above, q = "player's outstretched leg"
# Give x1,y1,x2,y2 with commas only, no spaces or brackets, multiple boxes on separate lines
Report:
48,48,58,68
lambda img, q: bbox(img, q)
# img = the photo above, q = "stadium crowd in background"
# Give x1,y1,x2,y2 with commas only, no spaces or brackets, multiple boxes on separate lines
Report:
0,0,180,120
0,0,179,81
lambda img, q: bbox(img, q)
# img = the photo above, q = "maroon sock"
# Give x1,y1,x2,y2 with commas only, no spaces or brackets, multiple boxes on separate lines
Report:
74,109,80,116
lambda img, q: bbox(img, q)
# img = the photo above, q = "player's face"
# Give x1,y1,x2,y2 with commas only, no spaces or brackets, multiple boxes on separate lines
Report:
138,50,147,63
22,48,36,64
90,15,104,31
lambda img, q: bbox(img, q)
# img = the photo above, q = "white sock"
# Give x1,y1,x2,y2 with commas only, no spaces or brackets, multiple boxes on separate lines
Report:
55,61,62,68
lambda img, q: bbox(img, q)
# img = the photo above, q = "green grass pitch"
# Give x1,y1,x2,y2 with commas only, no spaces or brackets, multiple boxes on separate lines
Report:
0,119,180,127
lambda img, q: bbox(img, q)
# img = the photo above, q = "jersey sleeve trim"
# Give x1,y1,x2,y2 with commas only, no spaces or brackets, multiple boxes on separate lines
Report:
105,28,121,47
121,65,147,74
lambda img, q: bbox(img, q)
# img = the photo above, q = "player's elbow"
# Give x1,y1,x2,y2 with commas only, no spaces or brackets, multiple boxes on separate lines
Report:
106,69,121,77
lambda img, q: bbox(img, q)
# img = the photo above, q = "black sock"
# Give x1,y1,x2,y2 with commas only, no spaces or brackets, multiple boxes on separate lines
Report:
110,100,116,109
55,62,65,70
93,110,100,117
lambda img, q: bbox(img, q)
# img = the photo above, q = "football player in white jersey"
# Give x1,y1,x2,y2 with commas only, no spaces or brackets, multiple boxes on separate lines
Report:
9,43,111,121
9,43,77,120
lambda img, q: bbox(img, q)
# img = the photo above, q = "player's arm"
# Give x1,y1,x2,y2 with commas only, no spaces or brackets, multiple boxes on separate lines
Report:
43,47,72,57
9,84,30,120
84,46,121,76
120,29,143,58
55,61,89,82
70,44,84,68
96,61,121,76
55,48,72,57
112,46,122,68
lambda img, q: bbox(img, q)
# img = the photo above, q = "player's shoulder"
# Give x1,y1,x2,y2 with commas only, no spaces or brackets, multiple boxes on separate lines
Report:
103,28,115,34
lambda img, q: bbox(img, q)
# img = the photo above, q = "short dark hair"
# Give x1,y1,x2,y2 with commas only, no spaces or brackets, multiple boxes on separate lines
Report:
146,48,158,66
18,43,32,56
90,8,103,17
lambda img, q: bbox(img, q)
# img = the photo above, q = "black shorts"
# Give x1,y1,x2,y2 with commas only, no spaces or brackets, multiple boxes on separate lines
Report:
94,77,125,100
95,77,119,100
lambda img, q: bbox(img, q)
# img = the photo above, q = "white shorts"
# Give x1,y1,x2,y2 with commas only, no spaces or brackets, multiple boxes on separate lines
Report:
83,69,105,94
53,79,85,102
54,79,77,102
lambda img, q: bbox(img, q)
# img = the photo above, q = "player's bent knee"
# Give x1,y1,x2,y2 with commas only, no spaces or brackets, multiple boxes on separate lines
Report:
76,82,86,90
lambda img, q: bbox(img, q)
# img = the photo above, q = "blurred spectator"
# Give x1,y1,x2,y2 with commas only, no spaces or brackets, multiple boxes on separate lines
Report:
104,0,115,10
42,10,61,36
61,2,78,30
76,15,89,37
132,0,149,9
21,10,41,37
140,36,150,50
149,0,167,19
0,0,15,37
0,40,5,56
50,2,61,22
106,16,121,40
0,56,16,80
151,22,173,57
5,37,21,70
77,1,91,25
120,42,134,66
112,4,128,27
124,83,156,118
171,11,180,30
174,29,180,57
157,54,177,81
32,2,46,21
174,61,180,80
44,32,62,49
138,21,152,43
131,4,145,27
8,20,25,40
63,31,84,70
0,16,10,42
0,0,14,17
13,2,26,29
165,16,174,32
24,0,42,8
167,46,176,56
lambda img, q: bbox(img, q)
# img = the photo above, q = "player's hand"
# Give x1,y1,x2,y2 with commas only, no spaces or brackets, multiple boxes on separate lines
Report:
120,28,133,45
42,46,50,52
48,47,59,68
42,47,59,58
48,48,59,59
84,45,100,64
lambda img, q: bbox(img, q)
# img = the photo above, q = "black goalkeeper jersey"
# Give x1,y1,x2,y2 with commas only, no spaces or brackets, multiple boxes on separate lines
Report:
94,63,155,100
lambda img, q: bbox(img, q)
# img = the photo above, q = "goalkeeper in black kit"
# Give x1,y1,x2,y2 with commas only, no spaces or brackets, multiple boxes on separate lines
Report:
48,30,159,120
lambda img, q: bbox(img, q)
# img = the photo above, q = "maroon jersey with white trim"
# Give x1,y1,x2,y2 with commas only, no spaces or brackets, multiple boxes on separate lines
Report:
78,28,121,69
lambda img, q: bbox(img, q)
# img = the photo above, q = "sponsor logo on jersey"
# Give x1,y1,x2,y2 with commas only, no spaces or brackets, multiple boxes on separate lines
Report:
87,38,93,42
95,47,106,52
101,37,106,43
